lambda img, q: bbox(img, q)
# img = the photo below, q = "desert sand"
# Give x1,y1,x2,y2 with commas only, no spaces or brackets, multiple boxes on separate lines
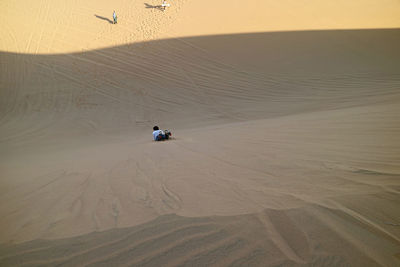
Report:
1,0,400,266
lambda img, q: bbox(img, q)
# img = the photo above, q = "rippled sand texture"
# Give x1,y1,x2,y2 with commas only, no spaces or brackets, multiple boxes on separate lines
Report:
1,0,400,266
1,209,399,266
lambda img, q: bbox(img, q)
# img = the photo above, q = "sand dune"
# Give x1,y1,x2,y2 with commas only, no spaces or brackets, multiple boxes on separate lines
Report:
2,206,399,266
1,0,400,266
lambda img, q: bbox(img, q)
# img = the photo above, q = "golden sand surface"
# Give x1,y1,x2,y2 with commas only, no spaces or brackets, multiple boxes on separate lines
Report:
1,0,400,54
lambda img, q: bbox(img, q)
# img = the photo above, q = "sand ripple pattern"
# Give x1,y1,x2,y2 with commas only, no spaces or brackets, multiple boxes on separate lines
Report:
1,205,399,266
1,28,400,267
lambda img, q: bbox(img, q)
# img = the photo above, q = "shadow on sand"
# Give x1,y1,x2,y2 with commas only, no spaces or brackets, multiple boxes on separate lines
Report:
94,14,113,24
0,29,399,135
144,3,164,11
1,29,400,266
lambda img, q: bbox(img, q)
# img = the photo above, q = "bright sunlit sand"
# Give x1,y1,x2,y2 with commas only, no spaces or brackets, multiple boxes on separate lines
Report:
1,0,400,54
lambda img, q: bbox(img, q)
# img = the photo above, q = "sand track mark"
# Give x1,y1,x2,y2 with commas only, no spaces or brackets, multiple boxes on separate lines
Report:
256,212,307,264
308,205,398,267
34,0,51,54
326,200,400,244
82,224,220,266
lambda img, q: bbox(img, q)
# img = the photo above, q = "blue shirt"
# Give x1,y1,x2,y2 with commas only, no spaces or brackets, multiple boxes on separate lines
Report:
153,130,164,140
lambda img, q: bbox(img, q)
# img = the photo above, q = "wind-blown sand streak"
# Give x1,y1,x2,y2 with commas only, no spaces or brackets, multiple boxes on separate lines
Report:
1,207,399,266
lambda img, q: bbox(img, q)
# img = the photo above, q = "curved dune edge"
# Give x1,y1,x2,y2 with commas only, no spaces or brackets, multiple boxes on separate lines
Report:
1,0,400,54
0,205,399,266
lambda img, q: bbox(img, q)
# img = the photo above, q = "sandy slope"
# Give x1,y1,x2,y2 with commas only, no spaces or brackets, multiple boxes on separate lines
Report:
1,0,400,266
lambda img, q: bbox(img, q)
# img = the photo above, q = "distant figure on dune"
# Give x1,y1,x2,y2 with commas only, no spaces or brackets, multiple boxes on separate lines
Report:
113,10,117,24
161,0,170,11
153,126,172,141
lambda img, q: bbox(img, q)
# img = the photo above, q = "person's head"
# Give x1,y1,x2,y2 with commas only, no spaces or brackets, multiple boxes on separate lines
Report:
153,126,159,131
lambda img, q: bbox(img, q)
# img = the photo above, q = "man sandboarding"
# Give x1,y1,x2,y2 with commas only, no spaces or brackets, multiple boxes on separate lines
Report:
153,126,172,141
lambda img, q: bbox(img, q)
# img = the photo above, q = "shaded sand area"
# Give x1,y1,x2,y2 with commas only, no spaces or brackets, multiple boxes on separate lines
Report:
1,0,400,266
